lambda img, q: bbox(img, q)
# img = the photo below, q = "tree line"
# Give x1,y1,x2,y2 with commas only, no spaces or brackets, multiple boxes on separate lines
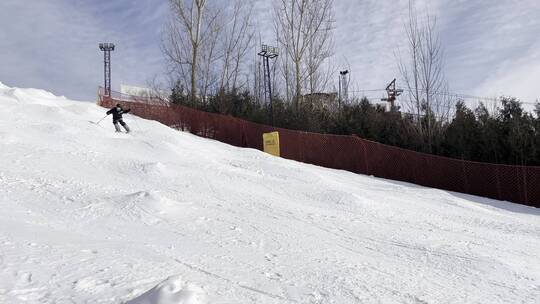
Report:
170,84,540,166
161,0,540,166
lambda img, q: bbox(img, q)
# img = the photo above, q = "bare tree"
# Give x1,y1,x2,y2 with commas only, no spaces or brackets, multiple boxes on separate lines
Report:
250,34,267,104
163,0,257,104
162,0,221,104
145,75,171,105
399,1,422,120
274,0,334,111
220,0,254,92
199,15,221,102
398,0,451,152
305,3,335,95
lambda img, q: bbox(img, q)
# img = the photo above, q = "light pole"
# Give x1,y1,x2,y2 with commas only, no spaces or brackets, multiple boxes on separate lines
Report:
339,70,349,108
257,44,278,126
99,43,115,97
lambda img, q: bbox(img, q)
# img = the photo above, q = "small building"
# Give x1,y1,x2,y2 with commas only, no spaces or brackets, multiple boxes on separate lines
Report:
301,92,339,111
120,84,169,104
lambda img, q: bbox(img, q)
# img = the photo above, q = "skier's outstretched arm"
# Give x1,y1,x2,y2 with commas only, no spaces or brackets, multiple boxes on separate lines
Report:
124,109,131,114
106,109,113,115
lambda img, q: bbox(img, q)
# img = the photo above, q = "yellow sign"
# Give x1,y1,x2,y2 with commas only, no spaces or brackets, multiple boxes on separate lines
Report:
263,132,280,157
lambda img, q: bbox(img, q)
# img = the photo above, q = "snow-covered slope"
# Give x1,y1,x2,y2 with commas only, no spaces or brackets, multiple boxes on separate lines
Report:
0,83,539,303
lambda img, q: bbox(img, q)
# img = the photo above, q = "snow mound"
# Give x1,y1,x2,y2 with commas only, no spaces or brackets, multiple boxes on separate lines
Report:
0,85,67,105
126,276,207,304
113,191,189,223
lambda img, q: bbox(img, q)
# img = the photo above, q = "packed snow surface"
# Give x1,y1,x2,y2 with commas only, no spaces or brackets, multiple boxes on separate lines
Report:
0,82,539,303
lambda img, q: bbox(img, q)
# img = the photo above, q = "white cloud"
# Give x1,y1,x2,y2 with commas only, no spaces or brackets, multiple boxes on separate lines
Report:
0,0,168,101
0,0,539,106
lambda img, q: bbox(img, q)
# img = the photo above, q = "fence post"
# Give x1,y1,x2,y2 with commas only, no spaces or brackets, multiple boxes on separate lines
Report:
495,166,502,201
461,160,469,193
353,135,369,175
299,131,304,162
522,166,528,204
241,120,248,148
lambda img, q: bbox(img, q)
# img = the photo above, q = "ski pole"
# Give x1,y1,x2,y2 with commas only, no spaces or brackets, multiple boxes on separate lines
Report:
96,115,108,124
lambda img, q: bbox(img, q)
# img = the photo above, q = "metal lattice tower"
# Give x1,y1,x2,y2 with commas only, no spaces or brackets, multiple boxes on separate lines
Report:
257,45,278,126
99,43,115,96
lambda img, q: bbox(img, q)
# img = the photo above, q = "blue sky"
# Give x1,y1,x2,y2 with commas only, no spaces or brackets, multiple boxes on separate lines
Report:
0,0,539,106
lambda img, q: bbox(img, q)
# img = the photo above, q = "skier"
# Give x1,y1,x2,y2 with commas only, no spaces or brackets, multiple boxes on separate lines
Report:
106,103,131,133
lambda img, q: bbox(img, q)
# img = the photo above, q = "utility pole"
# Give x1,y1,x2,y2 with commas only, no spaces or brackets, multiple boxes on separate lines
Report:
99,43,115,97
257,45,278,126
381,78,403,111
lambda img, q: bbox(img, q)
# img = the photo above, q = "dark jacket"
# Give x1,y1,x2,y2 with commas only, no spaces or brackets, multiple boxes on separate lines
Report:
107,106,131,120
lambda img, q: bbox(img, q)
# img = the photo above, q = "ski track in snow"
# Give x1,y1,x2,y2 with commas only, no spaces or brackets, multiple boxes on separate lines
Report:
0,82,539,303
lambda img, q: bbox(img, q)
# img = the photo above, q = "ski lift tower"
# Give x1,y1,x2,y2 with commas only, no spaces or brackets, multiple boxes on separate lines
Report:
99,43,115,97
381,78,403,111
257,44,278,126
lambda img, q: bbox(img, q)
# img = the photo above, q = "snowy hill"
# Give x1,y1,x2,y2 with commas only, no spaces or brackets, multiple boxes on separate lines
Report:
0,83,539,303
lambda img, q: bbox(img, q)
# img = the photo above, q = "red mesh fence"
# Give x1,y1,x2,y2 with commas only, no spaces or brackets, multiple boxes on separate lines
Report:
98,88,540,208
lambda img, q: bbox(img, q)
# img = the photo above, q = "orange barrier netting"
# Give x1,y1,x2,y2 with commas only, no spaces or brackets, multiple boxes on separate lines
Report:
98,88,540,208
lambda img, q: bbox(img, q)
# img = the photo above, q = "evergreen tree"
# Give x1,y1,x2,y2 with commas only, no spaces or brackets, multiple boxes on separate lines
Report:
170,81,190,106
498,97,536,165
474,103,501,163
443,101,479,159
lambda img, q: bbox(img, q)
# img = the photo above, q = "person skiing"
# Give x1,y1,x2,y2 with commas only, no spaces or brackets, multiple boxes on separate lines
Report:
106,103,131,133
